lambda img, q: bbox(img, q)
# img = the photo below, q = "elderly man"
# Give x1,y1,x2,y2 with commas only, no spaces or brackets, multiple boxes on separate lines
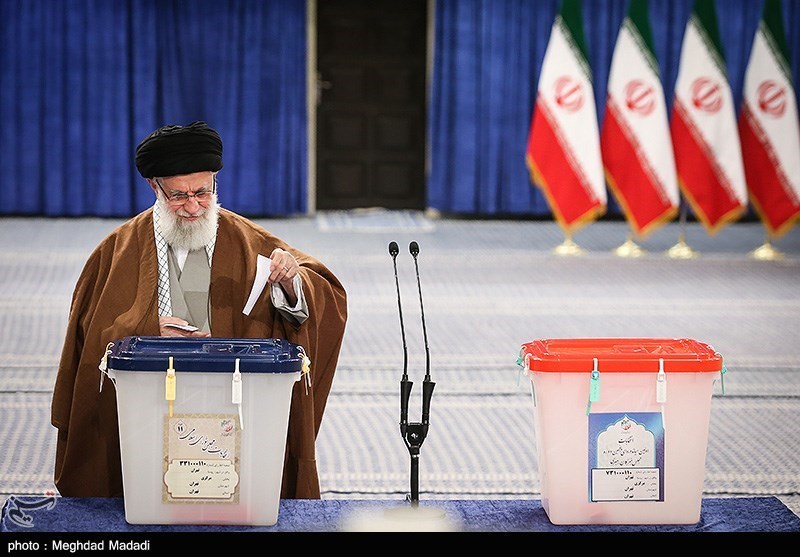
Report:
51,121,348,499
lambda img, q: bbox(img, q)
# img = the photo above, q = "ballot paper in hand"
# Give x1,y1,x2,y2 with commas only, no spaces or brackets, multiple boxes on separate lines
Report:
243,254,271,316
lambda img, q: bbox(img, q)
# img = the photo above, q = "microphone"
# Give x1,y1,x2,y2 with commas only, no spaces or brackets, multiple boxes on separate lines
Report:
409,241,435,426
389,242,412,431
388,240,435,506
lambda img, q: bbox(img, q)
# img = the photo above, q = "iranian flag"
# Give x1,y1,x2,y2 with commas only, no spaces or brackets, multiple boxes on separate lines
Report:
738,0,800,238
526,0,606,234
601,0,679,238
670,0,747,235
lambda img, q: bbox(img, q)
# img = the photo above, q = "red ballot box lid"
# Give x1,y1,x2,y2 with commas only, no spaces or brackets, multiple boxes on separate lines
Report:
521,337,723,373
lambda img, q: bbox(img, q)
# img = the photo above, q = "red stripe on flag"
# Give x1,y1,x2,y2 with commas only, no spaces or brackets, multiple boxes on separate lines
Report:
527,103,603,231
671,101,744,234
739,106,800,237
602,104,677,237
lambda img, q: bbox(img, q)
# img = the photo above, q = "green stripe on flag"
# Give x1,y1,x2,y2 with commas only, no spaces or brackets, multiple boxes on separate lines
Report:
559,0,591,79
626,0,659,76
762,0,792,81
691,0,728,77
628,0,656,56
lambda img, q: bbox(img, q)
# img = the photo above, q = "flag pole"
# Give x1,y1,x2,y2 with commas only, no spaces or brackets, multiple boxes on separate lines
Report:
666,202,698,259
614,230,645,258
553,230,586,256
750,231,785,260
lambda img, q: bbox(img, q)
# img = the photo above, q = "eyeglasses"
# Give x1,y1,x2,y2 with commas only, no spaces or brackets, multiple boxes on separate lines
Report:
155,175,217,205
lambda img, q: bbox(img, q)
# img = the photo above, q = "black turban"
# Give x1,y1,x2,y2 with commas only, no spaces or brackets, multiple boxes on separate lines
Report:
135,121,223,178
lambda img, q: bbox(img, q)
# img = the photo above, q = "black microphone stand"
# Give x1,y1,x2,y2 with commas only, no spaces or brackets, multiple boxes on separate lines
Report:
389,241,412,439
399,241,435,507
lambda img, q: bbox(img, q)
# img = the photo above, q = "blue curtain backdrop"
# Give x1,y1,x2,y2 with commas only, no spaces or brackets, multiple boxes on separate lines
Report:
0,0,307,218
1,0,799,218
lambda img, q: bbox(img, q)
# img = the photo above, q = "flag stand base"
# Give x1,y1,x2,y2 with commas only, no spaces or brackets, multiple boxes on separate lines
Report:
614,237,645,258
552,237,585,256
666,237,699,259
750,242,784,261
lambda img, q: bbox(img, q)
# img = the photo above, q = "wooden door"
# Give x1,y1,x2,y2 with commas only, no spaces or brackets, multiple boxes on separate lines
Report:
315,0,428,210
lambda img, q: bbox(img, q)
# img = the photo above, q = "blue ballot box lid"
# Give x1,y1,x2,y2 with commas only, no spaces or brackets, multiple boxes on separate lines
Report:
107,336,304,373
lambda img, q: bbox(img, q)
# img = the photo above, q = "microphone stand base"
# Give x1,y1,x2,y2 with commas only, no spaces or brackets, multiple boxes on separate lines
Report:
342,504,459,532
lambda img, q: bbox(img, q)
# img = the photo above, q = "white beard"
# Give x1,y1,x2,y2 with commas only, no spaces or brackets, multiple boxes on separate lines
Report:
157,195,220,251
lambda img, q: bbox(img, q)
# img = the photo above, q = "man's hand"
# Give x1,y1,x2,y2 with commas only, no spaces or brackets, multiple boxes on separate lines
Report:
269,248,299,305
159,316,210,337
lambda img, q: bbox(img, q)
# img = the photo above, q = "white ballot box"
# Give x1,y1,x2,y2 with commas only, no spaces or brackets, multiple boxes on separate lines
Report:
106,336,302,526
519,337,724,525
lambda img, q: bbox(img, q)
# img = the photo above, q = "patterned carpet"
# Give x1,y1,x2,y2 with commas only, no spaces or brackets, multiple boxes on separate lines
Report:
1,214,798,519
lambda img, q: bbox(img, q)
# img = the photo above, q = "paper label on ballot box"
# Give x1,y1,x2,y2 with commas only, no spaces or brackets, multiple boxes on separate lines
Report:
588,412,665,502
162,414,241,504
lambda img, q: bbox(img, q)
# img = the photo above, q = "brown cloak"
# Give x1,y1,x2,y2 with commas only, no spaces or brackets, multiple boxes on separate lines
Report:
51,208,348,499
